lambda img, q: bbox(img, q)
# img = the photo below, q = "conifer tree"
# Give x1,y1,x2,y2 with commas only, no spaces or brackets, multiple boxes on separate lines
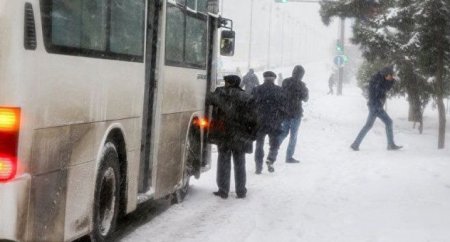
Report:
320,0,449,148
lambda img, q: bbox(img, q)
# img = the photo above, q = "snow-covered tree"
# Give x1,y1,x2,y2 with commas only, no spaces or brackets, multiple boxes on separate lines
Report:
412,0,450,148
320,0,449,148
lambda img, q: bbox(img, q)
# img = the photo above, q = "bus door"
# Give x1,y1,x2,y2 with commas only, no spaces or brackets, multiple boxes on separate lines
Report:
138,0,160,193
203,16,235,171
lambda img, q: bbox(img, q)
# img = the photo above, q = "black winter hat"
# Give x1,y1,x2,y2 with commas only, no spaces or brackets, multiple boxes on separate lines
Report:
380,66,395,76
224,75,241,87
292,65,305,79
263,71,277,78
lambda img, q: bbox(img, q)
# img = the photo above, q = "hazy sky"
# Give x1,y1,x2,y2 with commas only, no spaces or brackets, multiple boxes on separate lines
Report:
220,0,341,72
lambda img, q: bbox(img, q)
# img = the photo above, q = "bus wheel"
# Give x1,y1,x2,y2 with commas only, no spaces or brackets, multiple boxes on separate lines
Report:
173,163,191,204
173,134,197,204
92,143,121,242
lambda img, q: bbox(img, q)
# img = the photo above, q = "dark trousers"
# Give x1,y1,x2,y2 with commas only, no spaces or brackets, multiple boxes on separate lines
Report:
353,108,395,147
217,145,247,196
279,117,302,160
328,86,334,95
255,129,281,170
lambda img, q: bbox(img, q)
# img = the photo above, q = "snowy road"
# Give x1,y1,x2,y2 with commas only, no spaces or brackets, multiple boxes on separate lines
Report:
120,63,450,242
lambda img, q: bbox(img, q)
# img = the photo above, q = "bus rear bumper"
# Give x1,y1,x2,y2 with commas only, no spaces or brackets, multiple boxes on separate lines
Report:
0,174,31,242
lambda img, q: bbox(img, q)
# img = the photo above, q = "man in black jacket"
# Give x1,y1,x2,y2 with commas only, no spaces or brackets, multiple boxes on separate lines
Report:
206,75,256,199
252,71,287,174
279,65,309,163
351,66,402,151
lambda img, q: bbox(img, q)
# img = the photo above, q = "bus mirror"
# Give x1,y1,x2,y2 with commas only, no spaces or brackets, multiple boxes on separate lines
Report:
220,30,235,56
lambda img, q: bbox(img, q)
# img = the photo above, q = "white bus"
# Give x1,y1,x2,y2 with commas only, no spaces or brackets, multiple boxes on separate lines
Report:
0,0,235,241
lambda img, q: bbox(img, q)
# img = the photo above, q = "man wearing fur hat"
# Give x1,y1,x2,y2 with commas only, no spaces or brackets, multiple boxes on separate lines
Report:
252,71,287,174
206,75,257,199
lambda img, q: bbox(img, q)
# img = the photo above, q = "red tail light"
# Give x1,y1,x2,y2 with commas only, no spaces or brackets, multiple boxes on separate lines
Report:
193,117,209,129
0,107,21,182
0,156,16,181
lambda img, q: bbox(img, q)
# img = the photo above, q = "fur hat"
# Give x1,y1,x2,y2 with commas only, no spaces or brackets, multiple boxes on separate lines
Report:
263,71,277,78
223,75,241,87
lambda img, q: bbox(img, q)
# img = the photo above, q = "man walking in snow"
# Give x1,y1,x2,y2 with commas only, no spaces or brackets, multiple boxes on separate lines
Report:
277,72,284,86
252,71,287,174
241,69,260,94
206,75,257,199
279,65,309,163
351,66,402,151
328,73,335,95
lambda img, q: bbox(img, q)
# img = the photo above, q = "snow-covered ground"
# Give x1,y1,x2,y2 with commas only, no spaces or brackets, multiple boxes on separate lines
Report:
121,62,450,242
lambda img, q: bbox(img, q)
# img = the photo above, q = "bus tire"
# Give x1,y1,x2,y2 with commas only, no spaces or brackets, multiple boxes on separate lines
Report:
172,131,198,204
91,143,121,242
173,167,190,204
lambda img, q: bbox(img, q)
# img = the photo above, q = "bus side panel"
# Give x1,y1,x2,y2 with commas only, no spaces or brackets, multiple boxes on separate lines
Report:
154,112,190,197
160,66,209,114
64,160,96,240
153,63,208,198
28,169,68,241
26,124,97,241
63,120,141,241
29,3,146,234
26,119,141,241
27,39,145,241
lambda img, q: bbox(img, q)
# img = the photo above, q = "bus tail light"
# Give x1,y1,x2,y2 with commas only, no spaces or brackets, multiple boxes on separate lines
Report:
0,156,16,181
0,107,21,182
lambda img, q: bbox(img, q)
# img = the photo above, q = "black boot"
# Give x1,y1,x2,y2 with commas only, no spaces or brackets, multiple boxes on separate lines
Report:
236,193,246,199
266,160,275,173
255,166,262,175
213,191,228,199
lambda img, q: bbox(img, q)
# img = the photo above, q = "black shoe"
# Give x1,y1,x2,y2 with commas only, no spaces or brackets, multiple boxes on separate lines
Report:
387,144,403,151
236,193,246,199
286,158,300,163
350,143,359,151
213,191,228,199
266,160,275,173
255,167,262,175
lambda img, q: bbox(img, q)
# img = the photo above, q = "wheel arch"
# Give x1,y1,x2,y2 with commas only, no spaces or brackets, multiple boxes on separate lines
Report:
94,124,128,218
182,112,205,180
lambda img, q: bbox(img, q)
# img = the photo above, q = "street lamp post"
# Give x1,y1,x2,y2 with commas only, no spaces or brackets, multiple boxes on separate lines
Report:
289,19,296,64
247,0,255,70
337,17,345,96
267,0,273,69
275,0,345,94
281,14,286,67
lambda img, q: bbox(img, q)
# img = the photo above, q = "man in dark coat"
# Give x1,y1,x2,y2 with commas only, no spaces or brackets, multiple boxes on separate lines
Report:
351,66,402,151
328,73,335,95
279,65,309,163
252,71,287,174
206,75,257,199
241,68,260,94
